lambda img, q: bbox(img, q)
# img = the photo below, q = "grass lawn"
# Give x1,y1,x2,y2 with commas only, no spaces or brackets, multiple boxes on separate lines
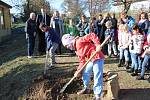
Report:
0,32,150,100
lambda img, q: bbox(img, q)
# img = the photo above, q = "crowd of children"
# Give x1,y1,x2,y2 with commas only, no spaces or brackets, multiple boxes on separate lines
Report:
61,11,150,100
63,11,150,81
116,12,150,80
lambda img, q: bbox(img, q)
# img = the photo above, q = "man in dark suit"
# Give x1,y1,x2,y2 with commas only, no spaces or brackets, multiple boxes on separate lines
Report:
36,8,51,55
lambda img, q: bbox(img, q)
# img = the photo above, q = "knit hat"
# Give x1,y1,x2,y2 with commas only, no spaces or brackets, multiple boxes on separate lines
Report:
61,34,75,47
105,21,112,28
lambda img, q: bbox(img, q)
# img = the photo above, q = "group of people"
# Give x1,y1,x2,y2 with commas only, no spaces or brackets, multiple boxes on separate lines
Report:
25,9,63,67
61,11,150,100
117,12,150,81
25,9,150,100
25,9,64,56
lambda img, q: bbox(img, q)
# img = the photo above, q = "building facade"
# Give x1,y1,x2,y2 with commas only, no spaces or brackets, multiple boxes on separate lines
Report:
0,1,12,42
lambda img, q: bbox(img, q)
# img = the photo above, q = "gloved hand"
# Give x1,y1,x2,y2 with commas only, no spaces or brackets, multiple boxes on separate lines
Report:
96,44,102,53
74,70,81,77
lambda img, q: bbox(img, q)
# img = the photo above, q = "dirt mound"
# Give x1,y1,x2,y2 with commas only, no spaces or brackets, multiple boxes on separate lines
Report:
23,73,83,100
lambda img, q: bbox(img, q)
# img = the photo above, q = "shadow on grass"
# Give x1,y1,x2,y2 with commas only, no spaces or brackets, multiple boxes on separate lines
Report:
0,61,78,100
107,69,127,73
119,88,150,100
105,58,119,64
56,61,78,65
0,63,44,100
0,34,26,65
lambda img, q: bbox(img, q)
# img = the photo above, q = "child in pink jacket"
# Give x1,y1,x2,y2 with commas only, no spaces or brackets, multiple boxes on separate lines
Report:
62,31,104,100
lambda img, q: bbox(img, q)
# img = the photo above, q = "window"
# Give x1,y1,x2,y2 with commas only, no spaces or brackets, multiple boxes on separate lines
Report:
0,7,4,29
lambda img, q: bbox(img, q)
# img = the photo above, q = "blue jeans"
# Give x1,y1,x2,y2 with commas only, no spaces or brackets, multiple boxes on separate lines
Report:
138,56,142,70
49,42,58,65
82,59,104,97
119,48,129,61
107,41,117,56
130,53,142,70
27,36,35,56
79,32,85,36
140,55,150,77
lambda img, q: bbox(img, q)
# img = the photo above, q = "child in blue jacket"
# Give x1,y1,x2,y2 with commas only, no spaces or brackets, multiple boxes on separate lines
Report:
39,24,61,68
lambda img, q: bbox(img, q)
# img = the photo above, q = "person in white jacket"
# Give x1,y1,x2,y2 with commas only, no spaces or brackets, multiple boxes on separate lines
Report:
129,24,144,76
118,24,131,68
136,34,150,80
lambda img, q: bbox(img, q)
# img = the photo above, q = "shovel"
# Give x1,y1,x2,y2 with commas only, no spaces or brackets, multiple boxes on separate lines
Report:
60,51,97,93
59,36,110,93
44,50,49,75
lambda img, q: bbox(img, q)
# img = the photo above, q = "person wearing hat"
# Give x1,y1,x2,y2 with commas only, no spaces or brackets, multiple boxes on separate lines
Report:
62,30,105,100
104,20,118,57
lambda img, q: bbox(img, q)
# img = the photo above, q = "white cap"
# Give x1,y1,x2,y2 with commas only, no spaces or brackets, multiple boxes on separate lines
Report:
61,34,74,46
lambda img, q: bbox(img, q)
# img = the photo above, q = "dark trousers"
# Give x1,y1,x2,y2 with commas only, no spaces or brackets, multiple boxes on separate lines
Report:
37,29,46,54
27,36,35,56
56,43,61,55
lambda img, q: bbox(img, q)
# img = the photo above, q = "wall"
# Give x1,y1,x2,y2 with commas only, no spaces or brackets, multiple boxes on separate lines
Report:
0,5,11,42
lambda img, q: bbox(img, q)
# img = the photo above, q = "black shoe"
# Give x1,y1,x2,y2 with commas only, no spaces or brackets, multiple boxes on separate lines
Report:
127,68,134,73
118,59,123,67
126,66,130,69
47,65,55,70
118,63,122,67
131,70,138,76
131,73,138,76
136,76,144,80
137,69,141,73
93,97,101,100
124,61,129,69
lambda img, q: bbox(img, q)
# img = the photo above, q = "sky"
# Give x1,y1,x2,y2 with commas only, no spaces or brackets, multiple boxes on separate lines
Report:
50,0,64,12
1,0,64,14
1,0,150,16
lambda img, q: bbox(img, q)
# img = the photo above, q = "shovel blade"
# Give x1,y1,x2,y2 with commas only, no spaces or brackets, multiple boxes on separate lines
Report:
60,85,67,93
59,76,76,93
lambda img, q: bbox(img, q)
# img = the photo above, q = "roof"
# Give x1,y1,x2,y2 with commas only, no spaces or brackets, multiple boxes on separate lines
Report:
0,1,12,8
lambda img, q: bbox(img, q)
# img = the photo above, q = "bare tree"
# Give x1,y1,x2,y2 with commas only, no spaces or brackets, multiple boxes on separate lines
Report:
87,0,110,16
112,0,146,13
61,0,88,17
9,0,53,21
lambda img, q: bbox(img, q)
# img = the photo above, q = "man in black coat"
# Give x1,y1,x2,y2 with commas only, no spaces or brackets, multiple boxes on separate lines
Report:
110,13,118,48
36,8,51,55
97,14,104,43
25,13,37,58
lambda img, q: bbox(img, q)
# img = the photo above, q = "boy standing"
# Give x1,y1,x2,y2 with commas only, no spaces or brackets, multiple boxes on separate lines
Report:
104,21,118,57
